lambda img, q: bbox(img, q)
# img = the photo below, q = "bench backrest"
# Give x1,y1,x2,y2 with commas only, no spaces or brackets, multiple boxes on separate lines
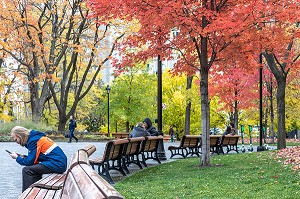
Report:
182,135,201,148
141,136,163,153
79,143,97,156
61,163,124,199
220,135,240,145
125,137,145,156
102,139,129,162
210,135,222,147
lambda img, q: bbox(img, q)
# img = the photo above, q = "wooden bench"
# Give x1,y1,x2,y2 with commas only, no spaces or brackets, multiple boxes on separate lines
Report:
139,136,163,167
19,144,124,199
90,139,129,184
122,137,145,173
219,135,241,154
168,135,201,158
209,135,222,155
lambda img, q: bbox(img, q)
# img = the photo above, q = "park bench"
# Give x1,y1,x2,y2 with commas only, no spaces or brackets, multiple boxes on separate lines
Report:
122,137,145,173
168,135,201,158
210,135,222,155
139,136,163,167
219,135,241,154
19,144,124,199
89,139,129,184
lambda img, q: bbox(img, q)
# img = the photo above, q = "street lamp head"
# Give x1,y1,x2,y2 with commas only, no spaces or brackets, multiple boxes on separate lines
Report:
106,85,111,94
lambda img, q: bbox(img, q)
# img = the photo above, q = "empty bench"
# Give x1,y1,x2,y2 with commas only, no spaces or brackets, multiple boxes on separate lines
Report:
168,135,201,158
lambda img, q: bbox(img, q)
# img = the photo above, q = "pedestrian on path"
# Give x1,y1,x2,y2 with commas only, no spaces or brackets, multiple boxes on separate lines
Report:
8,126,67,192
68,115,78,143
169,126,175,142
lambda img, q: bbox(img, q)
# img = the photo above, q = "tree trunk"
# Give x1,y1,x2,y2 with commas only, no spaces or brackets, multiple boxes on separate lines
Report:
57,113,68,133
200,15,210,166
276,79,286,149
200,71,210,166
264,51,287,149
266,78,275,143
233,98,238,133
184,76,193,135
29,81,51,123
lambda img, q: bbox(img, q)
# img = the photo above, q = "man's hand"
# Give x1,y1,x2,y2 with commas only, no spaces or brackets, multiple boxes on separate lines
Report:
9,152,18,159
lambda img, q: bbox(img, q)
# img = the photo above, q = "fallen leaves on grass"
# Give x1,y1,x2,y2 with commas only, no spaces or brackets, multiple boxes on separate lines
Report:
275,146,300,171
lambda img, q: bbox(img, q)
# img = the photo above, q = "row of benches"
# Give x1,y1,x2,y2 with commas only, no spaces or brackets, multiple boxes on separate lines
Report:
19,144,125,199
168,135,240,159
89,136,163,184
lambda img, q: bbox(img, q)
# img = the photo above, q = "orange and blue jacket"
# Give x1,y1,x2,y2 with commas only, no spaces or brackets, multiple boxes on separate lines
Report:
16,130,67,173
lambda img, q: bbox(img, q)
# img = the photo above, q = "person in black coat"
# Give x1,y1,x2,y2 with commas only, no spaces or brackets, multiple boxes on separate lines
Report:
68,115,78,143
143,118,158,136
129,122,150,138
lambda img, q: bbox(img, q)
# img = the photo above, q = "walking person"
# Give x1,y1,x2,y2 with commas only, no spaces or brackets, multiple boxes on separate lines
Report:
68,115,78,143
169,126,175,142
9,126,67,192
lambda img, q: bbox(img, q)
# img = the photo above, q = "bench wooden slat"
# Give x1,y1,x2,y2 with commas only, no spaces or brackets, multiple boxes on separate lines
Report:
30,173,66,190
80,164,124,198
61,164,124,199
80,143,96,157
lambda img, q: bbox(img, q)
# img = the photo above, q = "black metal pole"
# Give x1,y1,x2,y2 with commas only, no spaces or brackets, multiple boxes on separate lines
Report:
108,92,110,138
257,53,265,151
158,56,163,132
106,85,110,138
157,55,166,160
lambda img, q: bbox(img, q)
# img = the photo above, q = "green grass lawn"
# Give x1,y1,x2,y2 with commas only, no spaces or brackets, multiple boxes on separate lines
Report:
115,152,300,199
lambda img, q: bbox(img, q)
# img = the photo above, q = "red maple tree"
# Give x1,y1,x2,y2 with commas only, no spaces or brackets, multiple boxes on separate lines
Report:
88,0,300,164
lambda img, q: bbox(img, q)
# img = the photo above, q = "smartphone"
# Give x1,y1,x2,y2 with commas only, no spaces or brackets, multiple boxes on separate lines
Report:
5,150,12,154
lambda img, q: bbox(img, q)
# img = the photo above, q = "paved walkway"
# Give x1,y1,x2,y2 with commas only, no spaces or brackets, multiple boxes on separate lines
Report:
1,141,271,199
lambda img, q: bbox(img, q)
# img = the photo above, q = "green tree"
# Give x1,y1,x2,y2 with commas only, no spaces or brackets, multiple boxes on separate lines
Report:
108,67,157,132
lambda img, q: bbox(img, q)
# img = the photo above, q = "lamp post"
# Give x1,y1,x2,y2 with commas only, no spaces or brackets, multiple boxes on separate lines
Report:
106,85,111,138
257,53,265,151
157,55,167,160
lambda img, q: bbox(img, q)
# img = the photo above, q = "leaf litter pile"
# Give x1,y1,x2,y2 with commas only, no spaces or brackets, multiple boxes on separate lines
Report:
275,146,300,171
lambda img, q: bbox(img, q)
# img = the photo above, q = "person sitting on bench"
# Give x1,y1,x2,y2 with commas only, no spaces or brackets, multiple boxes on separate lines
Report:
9,126,67,192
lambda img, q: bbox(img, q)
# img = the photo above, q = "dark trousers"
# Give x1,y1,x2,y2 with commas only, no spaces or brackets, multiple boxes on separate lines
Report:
69,129,78,143
22,164,54,192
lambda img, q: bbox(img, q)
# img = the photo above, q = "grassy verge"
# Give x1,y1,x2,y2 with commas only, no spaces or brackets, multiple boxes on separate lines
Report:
115,152,300,199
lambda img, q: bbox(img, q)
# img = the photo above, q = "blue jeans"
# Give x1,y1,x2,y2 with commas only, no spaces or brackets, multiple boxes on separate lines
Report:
69,129,78,143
